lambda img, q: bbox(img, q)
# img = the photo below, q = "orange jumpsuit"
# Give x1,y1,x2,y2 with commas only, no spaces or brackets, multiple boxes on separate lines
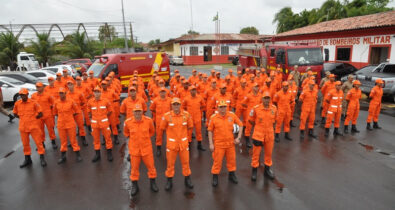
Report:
367,85,383,123
208,112,243,174
344,88,361,126
150,96,172,146
88,77,99,89
188,75,199,86
261,84,277,99
233,86,249,124
210,92,234,111
13,99,45,155
197,81,209,95
324,89,343,128
204,87,218,121
120,97,147,118
321,81,336,118
45,84,60,101
31,91,56,142
101,89,119,135
241,92,262,137
299,88,318,130
76,83,92,127
53,99,81,152
87,98,113,150
124,116,157,181
176,87,190,101
67,90,86,137
289,84,298,118
273,90,295,133
248,104,277,167
160,111,193,178
182,94,205,142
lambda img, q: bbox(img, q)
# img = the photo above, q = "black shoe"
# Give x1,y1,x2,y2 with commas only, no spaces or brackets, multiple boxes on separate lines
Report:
300,130,304,139
150,178,159,192
19,155,32,168
58,152,66,164
184,176,194,189
228,172,238,184
308,129,317,138
8,114,15,123
245,136,252,148
324,128,330,137
344,125,349,134
165,178,173,191
51,140,58,149
127,154,130,162
290,120,296,127
373,122,382,129
333,128,343,136
197,142,206,151
114,135,119,145
264,165,275,180
275,133,280,142
156,146,161,156
366,123,373,130
92,150,101,162
81,136,88,146
321,117,326,125
285,132,293,141
40,154,47,167
87,125,92,133
42,142,46,149
251,167,258,181
212,174,218,187
351,125,360,133
75,151,82,162
107,149,113,162
131,181,139,196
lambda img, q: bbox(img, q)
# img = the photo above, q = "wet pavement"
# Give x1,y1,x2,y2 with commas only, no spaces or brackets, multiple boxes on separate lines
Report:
1,67,395,210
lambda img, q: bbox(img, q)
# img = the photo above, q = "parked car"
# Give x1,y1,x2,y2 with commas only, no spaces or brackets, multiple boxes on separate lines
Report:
0,76,36,102
70,63,88,74
42,65,78,77
323,62,358,80
341,65,377,82
26,70,56,85
169,56,184,65
64,58,92,67
0,72,39,85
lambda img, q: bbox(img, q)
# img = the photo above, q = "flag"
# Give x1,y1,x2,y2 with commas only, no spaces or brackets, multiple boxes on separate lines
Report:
212,12,218,21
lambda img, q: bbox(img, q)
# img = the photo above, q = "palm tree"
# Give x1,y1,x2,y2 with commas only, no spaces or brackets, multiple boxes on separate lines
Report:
272,7,295,34
64,31,95,58
30,33,55,66
0,32,23,68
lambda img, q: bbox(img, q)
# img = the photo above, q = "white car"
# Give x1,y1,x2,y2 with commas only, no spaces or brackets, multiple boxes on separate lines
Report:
42,65,79,77
26,70,56,85
0,76,37,102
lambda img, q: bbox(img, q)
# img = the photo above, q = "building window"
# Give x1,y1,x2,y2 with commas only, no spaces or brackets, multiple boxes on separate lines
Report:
190,46,198,56
336,47,351,61
221,46,229,55
270,48,275,57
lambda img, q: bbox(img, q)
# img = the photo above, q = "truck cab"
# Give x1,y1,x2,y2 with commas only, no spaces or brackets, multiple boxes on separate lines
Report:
17,52,40,71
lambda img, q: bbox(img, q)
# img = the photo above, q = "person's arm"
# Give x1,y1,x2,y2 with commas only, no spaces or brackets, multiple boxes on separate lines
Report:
208,131,214,152
234,115,243,144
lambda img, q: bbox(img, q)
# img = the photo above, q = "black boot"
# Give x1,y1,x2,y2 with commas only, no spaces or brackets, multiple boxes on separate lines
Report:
333,128,343,136
19,155,32,168
197,141,206,151
156,146,161,156
321,117,326,125
251,167,258,181
290,120,296,127
114,135,119,145
324,128,330,137
228,171,238,184
81,136,88,146
184,176,194,189
264,165,275,180
51,140,58,149
300,130,304,139
308,129,317,138
150,178,159,192
366,123,373,130
344,125,349,134
212,174,218,187
285,132,293,141
275,133,280,142
75,151,82,162
58,152,66,164
92,150,101,162
87,125,92,133
245,136,252,148
165,177,173,191
8,114,15,123
107,149,113,162
373,122,382,129
40,154,47,167
351,125,360,133
127,154,130,162
131,181,139,196
42,142,46,149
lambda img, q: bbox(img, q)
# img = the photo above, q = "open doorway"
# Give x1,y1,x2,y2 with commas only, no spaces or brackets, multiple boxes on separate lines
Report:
370,46,389,64
204,46,212,62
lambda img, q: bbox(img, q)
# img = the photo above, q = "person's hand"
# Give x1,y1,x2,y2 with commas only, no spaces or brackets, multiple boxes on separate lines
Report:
209,143,214,152
234,137,241,144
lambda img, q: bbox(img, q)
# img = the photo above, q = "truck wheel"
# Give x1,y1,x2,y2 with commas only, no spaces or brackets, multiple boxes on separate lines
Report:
13,93,21,103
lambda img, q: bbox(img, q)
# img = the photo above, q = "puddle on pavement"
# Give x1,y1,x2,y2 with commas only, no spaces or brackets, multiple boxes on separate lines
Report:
119,142,126,158
129,196,139,209
184,191,195,199
358,142,394,157
358,142,374,151
272,178,284,192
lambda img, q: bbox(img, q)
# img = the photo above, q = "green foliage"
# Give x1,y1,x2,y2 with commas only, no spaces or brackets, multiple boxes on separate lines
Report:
148,39,161,46
240,26,259,35
27,33,55,65
98,24,118,42
63,31,96,59
0,32,23,66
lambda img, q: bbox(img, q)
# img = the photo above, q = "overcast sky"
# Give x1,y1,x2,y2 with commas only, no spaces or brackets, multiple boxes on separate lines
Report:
1,0,394,43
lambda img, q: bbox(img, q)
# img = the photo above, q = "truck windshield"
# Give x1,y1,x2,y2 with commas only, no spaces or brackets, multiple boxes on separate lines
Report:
287,48,323,66
28,55,37,61
88,61,106,77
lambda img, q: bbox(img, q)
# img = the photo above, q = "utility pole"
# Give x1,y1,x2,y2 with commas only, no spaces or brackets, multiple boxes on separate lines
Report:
189,0,194,32
129,22,134,47
121,0,129,51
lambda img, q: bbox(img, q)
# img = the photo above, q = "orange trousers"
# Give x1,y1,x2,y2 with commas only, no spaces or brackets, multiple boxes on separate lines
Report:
367,103,381,123
113,102,120,125
251,139,274,167
344,104,360,126
39,116,56,141
130,153,157,181
206,108,215,127
290,103,295,119
299,108,316,130
321,101,329,117
58,127,80,152
325,110,341,128
165,149,191,177
109,113,118,135
275,109,291,133
235,106,247,124
74,113,86,137
20,129,45,155
188,119,202,142
92,127,112,150
155,122,163,146
82,107,91,126
211,146,236,174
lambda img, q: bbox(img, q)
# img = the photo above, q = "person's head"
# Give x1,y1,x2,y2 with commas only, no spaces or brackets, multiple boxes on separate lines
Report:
225,75,231,83
325,71,330,78
82,72,88,80
256,71,261,77
56,73,62,81
335,81,341,90
19,88,29,102
67,81,74,91
158,79,165,87
348,74,354,82
237,70,242,77
217,100,227,116
62,69,68,77
101,81,107,90
175,73,180,81
198,72,203,80
129,87,137,98
48,77,55,86
36,82,44,93
133,104,143,120
59,88,66,100
171,98,181,113
211,70,215,76
159,88,166,98
240,79,247,88
261,92,271,107
215,72,220,79
183,81,189,89
93,87,101,99
189,86,197,96
282,81,289,91
270,71,275,79
192,69,197,76
249,74,255,81
203,75,208,82
288,79,294,86
76,77,82,86
376,79,384,88
219,85,226,94
252,83,259,93
308,80,315,90
228,69,233,76
294,65,298,71
329,74,335,82
353,80,361,89
211,80,216,89
265,78,271,86
89,70,94,78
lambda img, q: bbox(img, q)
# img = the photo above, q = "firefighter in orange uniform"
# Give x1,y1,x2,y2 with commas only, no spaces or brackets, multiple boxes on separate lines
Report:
101,80,120,144
76,75,93,131
124,104,158,196
61,69,75,86
288,77,298,127
320,74,336,124
233,79,248,127
299,80,318,139
160,98,194,191
188,69,199,85
204,80,218,124
176,80,190,100
224,75,234,94
88,70,99,88
54,72,66,89
366,79,384,130
273,81,295,142
31,82,57,149
344,80,362,134
88,86,114,162
324,81,344,137
13,88,47,168
241,83,262,148
270,71,281,92
248,92,277,180
45,77,60,100
208,100,243,187
53,88,82,164
228,69,237,86
211,84,233,111
120,86,147,119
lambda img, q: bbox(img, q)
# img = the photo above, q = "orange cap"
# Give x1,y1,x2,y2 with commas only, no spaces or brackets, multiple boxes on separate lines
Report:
189,85,197,91
217,100,228,107
261,68,266,72
220,83,227,88
335,81,342,85
225,75,231,80
101,80,107,85
171,97,181,104
182,80,188,84
19,88,29,95
93,86,101,92
211,70,215,73
309,80,316,85
67,80,74,85
288,75,294,80
175,73,180,77
134,70,138,75
109,72,115,76
376,79,384,84
159,87,167,92
307,71,313,76
211,80,217,83
82,72,88,76
48,77,54,81
62,69,68,72
35,82,44,87
89,70,94,75
76,76,81,81
129,86,136,91
228,69,233,73
58,87,66,93
198,72,202,75
329,74,335,78
215,72,220,75
265,78,272,83
270,71,276,76
240,78,247,83
252,82,259,87
105,77,111,81
56,72,62,76
192,69,197,73
282,81,289,86
203,73,208,78
353,80,361,85
133,104,143,111
262,91,271,98
159,79,165,84
174,69,179,73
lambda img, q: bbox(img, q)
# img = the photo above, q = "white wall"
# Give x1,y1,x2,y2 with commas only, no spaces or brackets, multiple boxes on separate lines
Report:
180,43,262,56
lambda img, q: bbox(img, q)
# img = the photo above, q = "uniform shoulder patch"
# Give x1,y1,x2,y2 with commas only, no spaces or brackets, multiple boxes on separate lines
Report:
254,104,259,108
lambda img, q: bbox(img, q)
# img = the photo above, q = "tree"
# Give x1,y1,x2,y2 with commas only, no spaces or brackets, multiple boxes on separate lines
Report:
148,39,161,47
98,24,117,44
273,7,295,34
63,31,96,58
0,32,23,68
240,26,259,35
28,33,55,65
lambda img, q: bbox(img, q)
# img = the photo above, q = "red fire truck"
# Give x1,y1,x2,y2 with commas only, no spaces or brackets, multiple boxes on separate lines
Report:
237,44,324,82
